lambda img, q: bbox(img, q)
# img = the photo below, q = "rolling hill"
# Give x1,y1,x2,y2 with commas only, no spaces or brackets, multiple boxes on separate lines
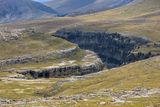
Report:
0,0,58,23
72,0,160,41
46,0,134,15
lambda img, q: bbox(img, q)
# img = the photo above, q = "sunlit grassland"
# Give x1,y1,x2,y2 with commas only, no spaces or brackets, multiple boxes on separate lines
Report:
1,0,159,42
0,32,75,60
19,56,159,107
53,56,160,96
2,49,89,71
0,0,160,106
73,0,160,41
0,71,63,100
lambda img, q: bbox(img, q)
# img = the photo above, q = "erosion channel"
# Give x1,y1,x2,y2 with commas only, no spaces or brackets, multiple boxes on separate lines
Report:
54,29,158,68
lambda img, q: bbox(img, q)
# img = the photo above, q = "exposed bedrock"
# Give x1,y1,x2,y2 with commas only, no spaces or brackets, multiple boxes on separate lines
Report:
54,29,157,68
19,51,104,78
0,46,79,67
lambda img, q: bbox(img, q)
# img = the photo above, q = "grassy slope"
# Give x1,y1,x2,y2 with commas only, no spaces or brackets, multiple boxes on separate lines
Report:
0,33,97,101
0,17,80,33
75,0,160,41
2,56,159,107
48,56,159,107
0,32,75,59
2,49,88,71
0,32,74,100
0,49,96,100
2,0,160,41
0,71,62,100
56,56,160,96
0,0,160,106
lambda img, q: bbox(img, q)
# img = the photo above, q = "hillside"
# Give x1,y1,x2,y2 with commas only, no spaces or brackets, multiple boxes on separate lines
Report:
46,0,133,15
0,56,159,107
4,0,160,41
0,0,159,107
0,0,57,23
44,56,160,107
76,0,160,41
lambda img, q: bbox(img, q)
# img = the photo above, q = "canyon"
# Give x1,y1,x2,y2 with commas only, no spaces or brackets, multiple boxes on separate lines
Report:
54,29,158,68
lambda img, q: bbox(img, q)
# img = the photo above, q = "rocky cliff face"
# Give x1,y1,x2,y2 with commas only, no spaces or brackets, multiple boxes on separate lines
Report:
19,50,104,78
20,59,104,78
54,29,153,68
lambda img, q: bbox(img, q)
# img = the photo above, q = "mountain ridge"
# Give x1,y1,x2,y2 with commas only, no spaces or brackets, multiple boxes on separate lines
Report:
46,0,134,15
0,0,58,23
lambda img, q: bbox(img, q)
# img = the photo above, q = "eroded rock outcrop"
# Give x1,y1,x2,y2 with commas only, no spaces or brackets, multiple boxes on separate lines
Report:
0,46,79,67
19,51,104,78
0,29,105,78
54,29,156,68
0,28,23,41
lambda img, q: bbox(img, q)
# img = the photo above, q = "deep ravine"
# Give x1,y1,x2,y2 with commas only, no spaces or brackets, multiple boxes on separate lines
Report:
54,29,158,68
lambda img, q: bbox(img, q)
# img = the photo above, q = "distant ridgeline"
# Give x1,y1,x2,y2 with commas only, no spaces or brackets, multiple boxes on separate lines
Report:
54,29,160,68
46,0,134,16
